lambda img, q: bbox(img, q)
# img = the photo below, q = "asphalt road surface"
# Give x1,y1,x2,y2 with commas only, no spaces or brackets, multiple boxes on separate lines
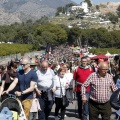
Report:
49,100,117,120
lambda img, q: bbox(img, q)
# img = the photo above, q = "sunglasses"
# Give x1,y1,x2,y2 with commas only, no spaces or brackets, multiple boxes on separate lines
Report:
21,63,28,66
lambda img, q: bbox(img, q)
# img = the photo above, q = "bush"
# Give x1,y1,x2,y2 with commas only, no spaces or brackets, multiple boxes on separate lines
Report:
0,44,33,56
89,48,120,54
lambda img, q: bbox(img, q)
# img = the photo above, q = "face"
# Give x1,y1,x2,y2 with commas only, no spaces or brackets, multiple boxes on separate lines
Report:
21,60,30,70
81,58,87,67
0,68,2,74
99,63,108,76
87,58,91,65
41,62,48,72
59,70,65,78
30,65,36,70
63,65,68,72
12,66,17,72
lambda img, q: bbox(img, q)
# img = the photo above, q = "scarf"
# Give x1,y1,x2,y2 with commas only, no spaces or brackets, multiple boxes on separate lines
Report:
79,65,91,69
5,70,17,83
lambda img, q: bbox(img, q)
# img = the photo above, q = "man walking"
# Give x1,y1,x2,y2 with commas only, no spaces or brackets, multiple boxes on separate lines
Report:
73,56,93,120
35,61,55,120
81,62,118,120
3,57,38,120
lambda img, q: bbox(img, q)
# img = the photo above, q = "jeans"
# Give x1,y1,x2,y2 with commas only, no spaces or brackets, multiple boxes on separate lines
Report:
38,91,53,120
76,92,89,119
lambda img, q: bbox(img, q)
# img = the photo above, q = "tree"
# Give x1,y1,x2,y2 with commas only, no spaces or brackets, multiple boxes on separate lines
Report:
35,16,49,24
55,7,64,16
84,0,92,7
96,5,99,11
68,26,81,45
106,12,118,24
34,24,67,44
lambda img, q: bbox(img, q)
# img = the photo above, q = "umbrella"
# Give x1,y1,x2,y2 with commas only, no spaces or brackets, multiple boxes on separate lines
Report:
91,54,108,60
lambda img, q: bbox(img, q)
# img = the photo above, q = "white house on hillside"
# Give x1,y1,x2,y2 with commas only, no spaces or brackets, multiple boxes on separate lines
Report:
71,2,89,13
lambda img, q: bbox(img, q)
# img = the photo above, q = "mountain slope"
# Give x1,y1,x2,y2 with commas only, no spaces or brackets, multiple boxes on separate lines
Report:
0,0,73,25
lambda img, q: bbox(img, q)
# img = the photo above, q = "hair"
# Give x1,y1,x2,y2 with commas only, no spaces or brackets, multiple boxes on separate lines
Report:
22,57,31,64
7,61,17,70
51,62,57,69
64,63,70,70
57,67,66,74
0,65,5,71
81,56,87,61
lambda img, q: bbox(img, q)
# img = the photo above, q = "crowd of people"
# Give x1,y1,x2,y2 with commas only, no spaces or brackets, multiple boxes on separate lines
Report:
0,45,120,120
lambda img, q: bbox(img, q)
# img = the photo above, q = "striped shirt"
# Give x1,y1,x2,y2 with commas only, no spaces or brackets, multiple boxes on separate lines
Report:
81,72,118,103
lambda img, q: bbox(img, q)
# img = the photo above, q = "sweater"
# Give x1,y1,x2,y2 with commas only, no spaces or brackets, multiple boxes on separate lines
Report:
73,66,93,92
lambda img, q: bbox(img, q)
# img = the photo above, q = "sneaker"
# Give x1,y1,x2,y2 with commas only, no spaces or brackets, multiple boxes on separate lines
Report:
55,116,59,120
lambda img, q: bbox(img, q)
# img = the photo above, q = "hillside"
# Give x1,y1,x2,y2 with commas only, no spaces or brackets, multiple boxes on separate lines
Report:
0,1,120,26
99,2,120,14
0,0,73,25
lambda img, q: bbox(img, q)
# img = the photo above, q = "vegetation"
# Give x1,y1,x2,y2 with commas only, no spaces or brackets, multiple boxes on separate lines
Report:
67,27,120,48
0,14,120,55
89,48,120,54
0,44,32,56
84,0,92,7
55,3,75,16
106,12,118,24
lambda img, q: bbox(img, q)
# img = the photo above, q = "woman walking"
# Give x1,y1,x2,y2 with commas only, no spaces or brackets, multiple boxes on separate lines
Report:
53,67,69,120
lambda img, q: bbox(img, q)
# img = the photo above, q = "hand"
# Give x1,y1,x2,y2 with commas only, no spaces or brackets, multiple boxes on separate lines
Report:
36,89,42,96
65,85,69,89
15,91,22,96
82,96,87,104
38,109,42,111
73,87,75,92
2,90,9,95
51,88,56,93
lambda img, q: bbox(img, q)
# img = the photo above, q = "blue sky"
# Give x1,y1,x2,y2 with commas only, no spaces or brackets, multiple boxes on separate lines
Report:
72,0,120,5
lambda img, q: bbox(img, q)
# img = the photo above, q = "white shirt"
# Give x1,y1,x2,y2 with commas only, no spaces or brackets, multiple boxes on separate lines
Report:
53,75,68,98
64,72,73,85
36,68,55,91
30,98,41,112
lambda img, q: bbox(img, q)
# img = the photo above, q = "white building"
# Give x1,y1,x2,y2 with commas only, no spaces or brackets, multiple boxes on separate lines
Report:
71,2,89,13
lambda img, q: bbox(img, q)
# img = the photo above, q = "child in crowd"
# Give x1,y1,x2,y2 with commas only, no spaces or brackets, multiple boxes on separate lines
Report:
29,91,41,120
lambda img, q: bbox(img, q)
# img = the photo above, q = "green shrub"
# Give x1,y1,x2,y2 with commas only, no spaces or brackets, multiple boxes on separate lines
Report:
0,44,33,56
89,48,120,54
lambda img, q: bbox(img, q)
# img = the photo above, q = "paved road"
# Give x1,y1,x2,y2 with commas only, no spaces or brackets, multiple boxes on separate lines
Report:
49,100,117,120
49,100,79,120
